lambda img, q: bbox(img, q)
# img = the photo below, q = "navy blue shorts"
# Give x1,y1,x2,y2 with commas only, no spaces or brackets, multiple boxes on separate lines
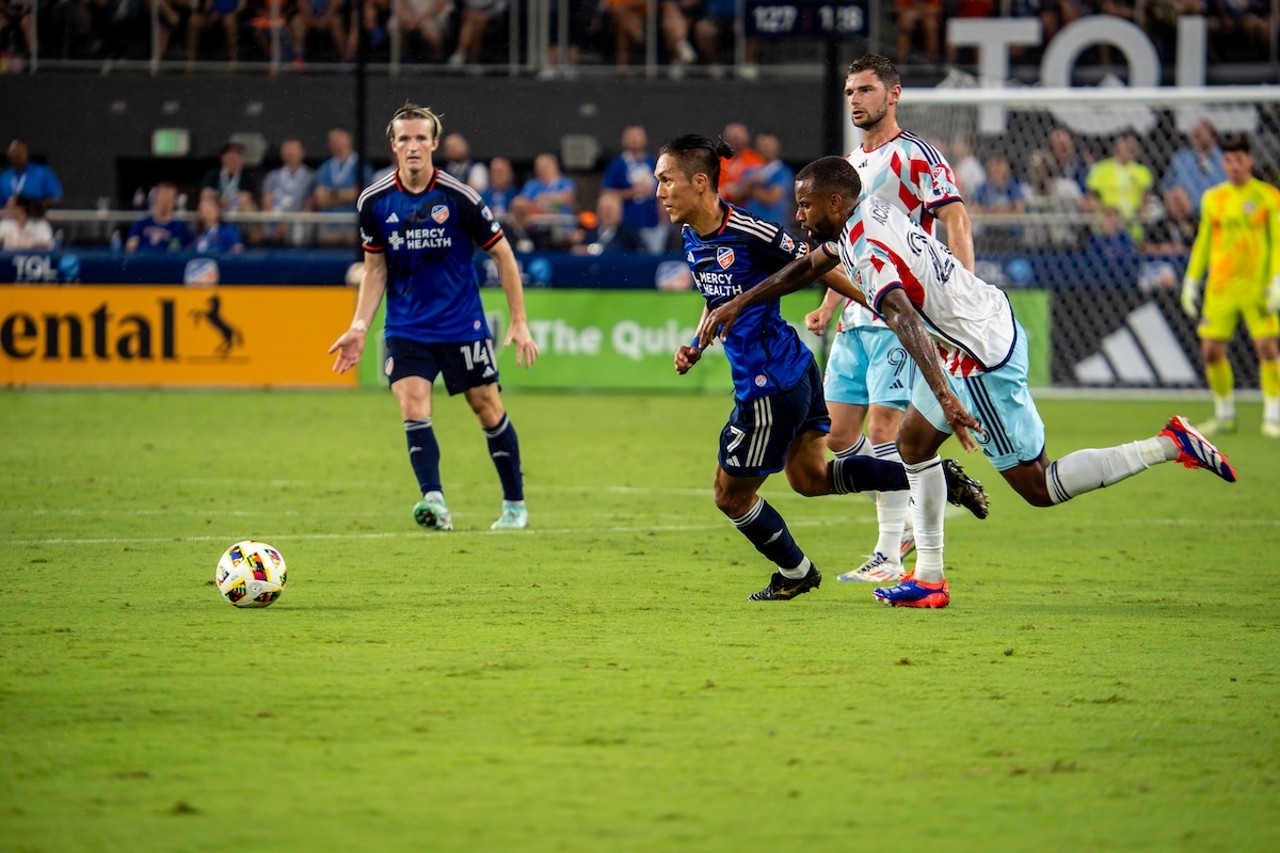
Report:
719,357,830,478
384,336,500,395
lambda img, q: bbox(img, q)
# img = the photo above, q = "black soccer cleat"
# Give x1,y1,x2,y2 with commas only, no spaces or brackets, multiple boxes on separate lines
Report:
942,459,989,519
747,566,822,601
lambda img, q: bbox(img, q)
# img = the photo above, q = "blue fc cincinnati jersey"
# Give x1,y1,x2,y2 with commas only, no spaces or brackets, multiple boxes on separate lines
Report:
683,203,813,401
358,169,505,344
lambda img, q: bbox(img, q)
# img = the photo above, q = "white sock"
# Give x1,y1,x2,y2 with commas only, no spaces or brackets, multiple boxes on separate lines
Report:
904,457,947,583
779,556,812,580
1044,438,1168,504
1214,395,1235,421
1265,397,1280,423
872,442,909,563
424,490,445,504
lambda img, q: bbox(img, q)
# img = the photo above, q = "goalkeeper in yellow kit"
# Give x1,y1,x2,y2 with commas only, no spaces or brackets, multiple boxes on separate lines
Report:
1181,135,1280,438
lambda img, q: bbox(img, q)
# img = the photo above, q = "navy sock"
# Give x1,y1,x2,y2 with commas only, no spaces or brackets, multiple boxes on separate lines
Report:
404,418,442,495
828,454,909,494
730,498,806,570
484,414,524,501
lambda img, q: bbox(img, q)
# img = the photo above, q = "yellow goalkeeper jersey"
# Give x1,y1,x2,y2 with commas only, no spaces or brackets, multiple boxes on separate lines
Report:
1186,177,1280,297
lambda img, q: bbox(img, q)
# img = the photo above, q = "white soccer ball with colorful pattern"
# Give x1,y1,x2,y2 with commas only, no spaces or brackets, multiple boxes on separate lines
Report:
216,541,287,608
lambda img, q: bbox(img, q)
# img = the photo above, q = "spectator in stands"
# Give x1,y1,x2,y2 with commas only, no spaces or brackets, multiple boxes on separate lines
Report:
1,139,63,208
742,132,796,227
188,0,246,67
193,196,245,254
447,0,506,66
1161,119,1225,215
895,0,941,65
441,133,489,192
1144,184,1199,255
948,133,985,198
399,0,452,63
543,0,594,76
289,0,348,65
1028,127,1089,193
945,0,995,66
600,124,667,255
604,0,697,71
0,195,55,250
1026,129,1087,249
0,0,33,63
261,136,315,247
312,126,373,246
200,141,258,213
1086,205,1140,285
717,122,764,207
574,192,646,255
693,0,761,74
1206,0,1272,60
971,153,1026,247
1085,131,1155,242
481,156,519,219
125,182,194,252
512,152,577,249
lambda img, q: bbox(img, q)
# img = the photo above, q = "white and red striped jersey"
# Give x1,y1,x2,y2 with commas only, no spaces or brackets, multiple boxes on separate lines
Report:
823,194,1015,378
840,130,962,332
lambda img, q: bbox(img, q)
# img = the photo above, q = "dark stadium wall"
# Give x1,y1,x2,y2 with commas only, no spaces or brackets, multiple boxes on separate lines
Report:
1,76,828,208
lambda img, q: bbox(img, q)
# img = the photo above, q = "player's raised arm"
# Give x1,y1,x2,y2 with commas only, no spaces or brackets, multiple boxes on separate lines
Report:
488,236,539,368
696,250,838,349
876,287,984,452
328,251,387,374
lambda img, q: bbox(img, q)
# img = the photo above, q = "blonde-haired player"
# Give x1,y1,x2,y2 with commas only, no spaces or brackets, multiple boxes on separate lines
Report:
1180,134,1280,437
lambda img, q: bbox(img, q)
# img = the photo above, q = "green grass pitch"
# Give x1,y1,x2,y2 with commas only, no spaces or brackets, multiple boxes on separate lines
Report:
2,389,1277,852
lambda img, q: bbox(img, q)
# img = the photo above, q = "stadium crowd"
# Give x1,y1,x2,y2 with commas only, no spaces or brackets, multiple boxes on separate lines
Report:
5,110,1270,273
2,0,1272,72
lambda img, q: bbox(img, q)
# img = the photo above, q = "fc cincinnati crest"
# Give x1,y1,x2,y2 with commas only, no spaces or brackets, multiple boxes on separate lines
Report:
431,205,450,224
716,246,735,269
780,233,795,252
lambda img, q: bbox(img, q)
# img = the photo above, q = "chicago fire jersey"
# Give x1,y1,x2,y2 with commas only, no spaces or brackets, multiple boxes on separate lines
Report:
824,195,1015,378
841,131,963,332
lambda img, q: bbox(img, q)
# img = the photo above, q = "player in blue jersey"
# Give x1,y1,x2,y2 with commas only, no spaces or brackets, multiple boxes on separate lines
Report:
328,103,539,532
700,156,1236,609
656,134,988,602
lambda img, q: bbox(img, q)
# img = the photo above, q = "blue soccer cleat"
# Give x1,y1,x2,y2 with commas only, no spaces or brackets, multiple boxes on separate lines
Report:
413,496,453,531
872,577,950,609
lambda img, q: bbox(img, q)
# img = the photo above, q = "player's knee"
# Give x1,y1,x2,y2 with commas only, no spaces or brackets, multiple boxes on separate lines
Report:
784,464,829,498
712,484,752,517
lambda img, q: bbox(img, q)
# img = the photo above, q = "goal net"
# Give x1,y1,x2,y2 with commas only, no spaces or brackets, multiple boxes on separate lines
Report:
858,83,1280,390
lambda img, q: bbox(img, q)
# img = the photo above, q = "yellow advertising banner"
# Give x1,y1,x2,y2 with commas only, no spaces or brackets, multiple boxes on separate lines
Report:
1,286,356,387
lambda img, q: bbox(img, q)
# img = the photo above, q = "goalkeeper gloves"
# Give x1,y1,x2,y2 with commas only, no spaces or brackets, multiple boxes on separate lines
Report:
1267,275,1280,315
1180,276,1201,319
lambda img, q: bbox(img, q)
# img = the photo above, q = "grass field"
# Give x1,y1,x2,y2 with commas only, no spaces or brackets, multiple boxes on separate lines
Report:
2,389,1278,852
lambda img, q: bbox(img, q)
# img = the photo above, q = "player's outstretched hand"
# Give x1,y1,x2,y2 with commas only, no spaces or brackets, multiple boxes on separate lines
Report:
940,391,985,453
674,344,702,375
506,319,539,368
805,306,833,335
328,328,366,374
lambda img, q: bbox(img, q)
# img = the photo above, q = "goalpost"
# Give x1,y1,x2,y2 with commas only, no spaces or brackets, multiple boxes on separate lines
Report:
851,84,1280,390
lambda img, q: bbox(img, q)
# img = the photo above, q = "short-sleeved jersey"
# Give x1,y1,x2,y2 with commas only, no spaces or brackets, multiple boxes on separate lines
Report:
842,130,962,332
358,169,505,344
824,194,1016,378
1186,177,1280,297
127,215,194,252
682,203,813,401
0,163,63,205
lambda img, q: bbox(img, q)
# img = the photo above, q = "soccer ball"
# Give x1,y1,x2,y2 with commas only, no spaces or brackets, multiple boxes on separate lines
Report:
215,540,287,608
